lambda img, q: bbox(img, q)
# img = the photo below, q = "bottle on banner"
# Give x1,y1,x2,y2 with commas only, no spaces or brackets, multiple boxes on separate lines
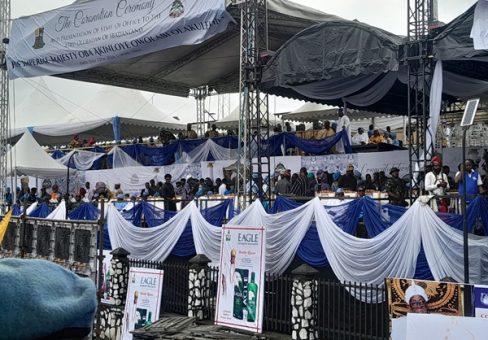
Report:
247,272,258,322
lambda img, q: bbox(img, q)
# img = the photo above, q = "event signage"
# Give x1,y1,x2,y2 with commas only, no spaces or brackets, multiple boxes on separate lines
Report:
215,225,266,333
386,278,470,340
474,285,488,318
122,267,164,340
7,0,233,79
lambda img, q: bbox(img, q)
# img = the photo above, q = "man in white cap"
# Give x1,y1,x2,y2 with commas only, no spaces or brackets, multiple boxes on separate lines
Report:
336,108,351,153
405,284,429,314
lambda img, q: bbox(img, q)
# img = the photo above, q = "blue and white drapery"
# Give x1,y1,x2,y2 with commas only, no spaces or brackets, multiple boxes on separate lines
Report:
103,196,488,302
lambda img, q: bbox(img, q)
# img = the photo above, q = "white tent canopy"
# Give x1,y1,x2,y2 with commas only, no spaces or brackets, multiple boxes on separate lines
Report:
214,106,280,130
278,102,406,132
6,132,69,178
10,80,186,145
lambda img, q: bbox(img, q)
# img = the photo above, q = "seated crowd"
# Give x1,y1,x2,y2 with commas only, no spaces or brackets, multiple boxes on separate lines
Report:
8,156,487,216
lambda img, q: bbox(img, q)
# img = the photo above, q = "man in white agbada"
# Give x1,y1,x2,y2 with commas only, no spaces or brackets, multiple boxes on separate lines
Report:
336,108,351,153
405,284,429,314
351,127,369,145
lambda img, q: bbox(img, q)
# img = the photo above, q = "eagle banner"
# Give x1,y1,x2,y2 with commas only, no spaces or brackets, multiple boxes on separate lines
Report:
6,0,233,79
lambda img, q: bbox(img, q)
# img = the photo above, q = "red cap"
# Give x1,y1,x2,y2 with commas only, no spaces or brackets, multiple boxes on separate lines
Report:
431,156,442,165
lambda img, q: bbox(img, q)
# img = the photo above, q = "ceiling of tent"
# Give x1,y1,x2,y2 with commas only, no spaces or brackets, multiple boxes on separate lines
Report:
432,3,488,80
10,81,186,145
52,0,344,96
260,3,487,116
277,102,391,122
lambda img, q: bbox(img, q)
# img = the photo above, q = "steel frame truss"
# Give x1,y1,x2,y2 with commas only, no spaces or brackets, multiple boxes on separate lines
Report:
405,0,434,200
0,0,10,213
237,0,270,208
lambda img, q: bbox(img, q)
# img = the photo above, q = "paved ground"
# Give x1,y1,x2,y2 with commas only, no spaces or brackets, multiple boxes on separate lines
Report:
132,315,291,339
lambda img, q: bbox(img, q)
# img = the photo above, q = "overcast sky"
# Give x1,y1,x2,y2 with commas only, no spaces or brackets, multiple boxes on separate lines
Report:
9,0,478,124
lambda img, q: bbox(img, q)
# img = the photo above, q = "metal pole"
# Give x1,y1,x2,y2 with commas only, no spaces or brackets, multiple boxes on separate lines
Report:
95,198,105,339
462,129,469,283
65,151,77,219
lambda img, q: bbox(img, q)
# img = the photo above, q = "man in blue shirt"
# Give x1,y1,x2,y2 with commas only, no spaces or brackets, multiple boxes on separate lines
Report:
455,159,484,203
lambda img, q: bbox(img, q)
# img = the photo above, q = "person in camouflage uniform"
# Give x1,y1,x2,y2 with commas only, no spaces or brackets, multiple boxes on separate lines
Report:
385,167,408,206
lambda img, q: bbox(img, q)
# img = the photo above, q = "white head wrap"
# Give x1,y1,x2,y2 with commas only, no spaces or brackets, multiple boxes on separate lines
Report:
404,284,429,304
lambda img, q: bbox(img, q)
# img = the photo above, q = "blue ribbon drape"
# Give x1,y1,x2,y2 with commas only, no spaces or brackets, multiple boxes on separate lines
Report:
267,131,352,155
28,203,53,218
69,202,100,221
276,195,488,279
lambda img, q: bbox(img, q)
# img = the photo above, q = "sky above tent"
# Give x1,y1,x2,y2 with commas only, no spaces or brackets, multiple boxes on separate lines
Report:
9,0,477,124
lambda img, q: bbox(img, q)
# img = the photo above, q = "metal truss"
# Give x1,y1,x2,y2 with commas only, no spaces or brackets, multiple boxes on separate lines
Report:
0,0,10,213
405,0,435,199
236,0,270,208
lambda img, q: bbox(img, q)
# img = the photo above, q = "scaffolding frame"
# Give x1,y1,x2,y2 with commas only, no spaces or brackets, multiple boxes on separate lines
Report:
0,0,10,213
405,0,435,200
236,0,271,209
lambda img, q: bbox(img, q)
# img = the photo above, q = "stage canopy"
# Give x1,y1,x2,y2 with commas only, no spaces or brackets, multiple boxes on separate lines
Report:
6,132,69,178
262,2,488,116
7,0,344,97
11,82,185,145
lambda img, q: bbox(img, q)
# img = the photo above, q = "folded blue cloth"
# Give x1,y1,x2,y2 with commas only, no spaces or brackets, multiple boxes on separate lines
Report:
0,259,97,339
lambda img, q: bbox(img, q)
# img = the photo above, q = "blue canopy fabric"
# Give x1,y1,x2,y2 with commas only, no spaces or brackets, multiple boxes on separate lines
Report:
28,203,53,218
267,131,352,155
68,203,100,221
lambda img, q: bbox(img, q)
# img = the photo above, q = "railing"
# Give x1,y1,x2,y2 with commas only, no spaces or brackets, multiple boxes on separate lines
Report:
263,272,293,334
128,258,190,316
0,216,99,277
317,280,388,340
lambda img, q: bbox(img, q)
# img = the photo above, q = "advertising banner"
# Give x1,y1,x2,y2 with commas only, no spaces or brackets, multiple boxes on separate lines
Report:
215,225,266,333
386,278,469,340
474,285,488,318
7,0,233,79
122,268,164,340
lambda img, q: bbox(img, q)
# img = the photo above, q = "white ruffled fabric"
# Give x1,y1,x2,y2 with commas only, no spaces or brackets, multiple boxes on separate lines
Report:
45,200,66,220
180,139,238,163
107,146,142,169
102,197,488,302
57,149,105,171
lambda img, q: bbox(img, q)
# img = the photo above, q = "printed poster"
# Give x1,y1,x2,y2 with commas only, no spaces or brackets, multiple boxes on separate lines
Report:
215,225,266,333
386,278,469,340
122,268,164,340
474,285,488,318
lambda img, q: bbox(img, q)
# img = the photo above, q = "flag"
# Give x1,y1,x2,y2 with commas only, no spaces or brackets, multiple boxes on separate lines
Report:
0,209,13,244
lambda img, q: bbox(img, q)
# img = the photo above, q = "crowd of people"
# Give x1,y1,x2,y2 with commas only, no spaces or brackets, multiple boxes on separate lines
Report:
7,154,488,216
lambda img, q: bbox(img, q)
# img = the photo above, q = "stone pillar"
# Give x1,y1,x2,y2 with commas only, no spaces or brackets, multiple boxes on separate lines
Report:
100,247,130,340
291,264,319,340
188,254,211,321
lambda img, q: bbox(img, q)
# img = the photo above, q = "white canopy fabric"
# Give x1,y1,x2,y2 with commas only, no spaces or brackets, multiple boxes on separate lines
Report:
10,80,186,145
107,146,142,169
6,132,69,178
214,106,280,130
57,149,105,171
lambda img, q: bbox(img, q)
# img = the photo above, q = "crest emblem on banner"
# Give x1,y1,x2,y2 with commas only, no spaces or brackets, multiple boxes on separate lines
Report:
481,292,488,306
33,27,46,49
169,0,185,18
225,230,231,241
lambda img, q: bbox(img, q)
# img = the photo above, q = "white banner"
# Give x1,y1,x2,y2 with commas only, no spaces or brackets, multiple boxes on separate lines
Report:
7,0,233,79
122,267,164,340
215,225,266,333
302,150,410,177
